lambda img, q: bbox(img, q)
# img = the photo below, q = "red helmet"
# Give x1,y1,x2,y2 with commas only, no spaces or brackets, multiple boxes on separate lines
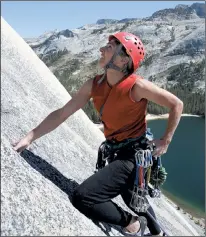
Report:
109,32,145,71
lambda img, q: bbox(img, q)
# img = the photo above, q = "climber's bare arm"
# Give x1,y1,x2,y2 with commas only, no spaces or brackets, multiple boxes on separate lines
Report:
31,78,93,140
131,79,183,155
13,78,93,152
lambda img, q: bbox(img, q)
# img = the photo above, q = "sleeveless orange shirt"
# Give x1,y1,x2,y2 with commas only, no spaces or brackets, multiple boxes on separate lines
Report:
91,74,148,141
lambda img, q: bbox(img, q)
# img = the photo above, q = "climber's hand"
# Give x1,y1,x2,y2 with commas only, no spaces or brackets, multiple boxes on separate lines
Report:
149,139,169,157
12,134,33,153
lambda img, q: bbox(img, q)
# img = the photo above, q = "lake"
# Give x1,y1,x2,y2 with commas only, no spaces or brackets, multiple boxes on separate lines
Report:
147,116,205,218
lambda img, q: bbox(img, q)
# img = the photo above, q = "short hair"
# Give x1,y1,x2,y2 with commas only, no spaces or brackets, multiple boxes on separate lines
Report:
113,39,134,74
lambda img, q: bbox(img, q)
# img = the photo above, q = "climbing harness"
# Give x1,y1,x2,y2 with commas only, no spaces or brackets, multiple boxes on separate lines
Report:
95,129,167,204
95,136,143,171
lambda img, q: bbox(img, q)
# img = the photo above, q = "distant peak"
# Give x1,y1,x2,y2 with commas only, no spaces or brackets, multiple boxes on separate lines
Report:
149,3,200,21
96,19,118,24
175,4,189,9
57,29,74,38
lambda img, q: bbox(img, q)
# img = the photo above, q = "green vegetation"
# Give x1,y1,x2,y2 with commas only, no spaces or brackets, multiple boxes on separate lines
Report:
53,59,81,94
119,21,133,32
91,27,107,34
83,100,101,123
141,54,156,68
41,48,69,66
167,60,205,82
147,59,205,116
147,87,205,116
167,39,204,57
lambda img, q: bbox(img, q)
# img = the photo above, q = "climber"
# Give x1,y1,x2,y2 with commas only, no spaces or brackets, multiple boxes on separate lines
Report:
13,32,183,236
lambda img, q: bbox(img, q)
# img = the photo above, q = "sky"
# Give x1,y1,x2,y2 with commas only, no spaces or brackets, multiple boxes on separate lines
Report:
2,1,204,38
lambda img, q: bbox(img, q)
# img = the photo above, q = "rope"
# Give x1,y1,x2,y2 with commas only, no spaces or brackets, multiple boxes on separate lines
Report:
146,210,169,236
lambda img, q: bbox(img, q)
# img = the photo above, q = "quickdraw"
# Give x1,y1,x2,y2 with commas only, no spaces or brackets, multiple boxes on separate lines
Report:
129,148,154,213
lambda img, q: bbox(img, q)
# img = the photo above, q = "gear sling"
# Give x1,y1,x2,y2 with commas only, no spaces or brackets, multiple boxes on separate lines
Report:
96,130,155,212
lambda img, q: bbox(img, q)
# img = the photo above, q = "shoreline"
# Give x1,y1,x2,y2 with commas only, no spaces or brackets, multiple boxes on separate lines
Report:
95,114,203,125
146,113,203,121
161,189,205,219
160,191,205,233
146,113,205,232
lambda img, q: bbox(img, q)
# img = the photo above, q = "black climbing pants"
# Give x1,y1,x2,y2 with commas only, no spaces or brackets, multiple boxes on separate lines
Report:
72,151,161,235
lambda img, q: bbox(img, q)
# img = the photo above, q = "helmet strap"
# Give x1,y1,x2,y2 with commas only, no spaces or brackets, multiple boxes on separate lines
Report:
104,44,124,72
98,44,130,85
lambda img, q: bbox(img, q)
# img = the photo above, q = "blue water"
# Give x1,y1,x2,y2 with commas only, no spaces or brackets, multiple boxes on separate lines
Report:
147,116,205,217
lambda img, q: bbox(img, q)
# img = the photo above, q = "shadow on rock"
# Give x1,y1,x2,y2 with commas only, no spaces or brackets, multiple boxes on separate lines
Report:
92,220,124,236
92,220,112,236
20,149,79,201
20,149,122,236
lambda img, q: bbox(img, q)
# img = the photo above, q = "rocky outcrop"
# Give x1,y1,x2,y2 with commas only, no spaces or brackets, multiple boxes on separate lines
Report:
96,19,118,24
190,3,205,18
148,4,200,21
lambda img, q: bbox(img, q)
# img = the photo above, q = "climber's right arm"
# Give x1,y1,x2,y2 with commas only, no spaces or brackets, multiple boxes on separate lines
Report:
13,78,93,152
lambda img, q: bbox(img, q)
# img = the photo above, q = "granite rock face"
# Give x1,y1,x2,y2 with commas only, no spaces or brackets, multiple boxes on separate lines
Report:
1,17,202,236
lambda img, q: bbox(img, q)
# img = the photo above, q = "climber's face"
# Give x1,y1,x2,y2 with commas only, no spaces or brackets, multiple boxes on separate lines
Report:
98,39,130,71
99,39,117,68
